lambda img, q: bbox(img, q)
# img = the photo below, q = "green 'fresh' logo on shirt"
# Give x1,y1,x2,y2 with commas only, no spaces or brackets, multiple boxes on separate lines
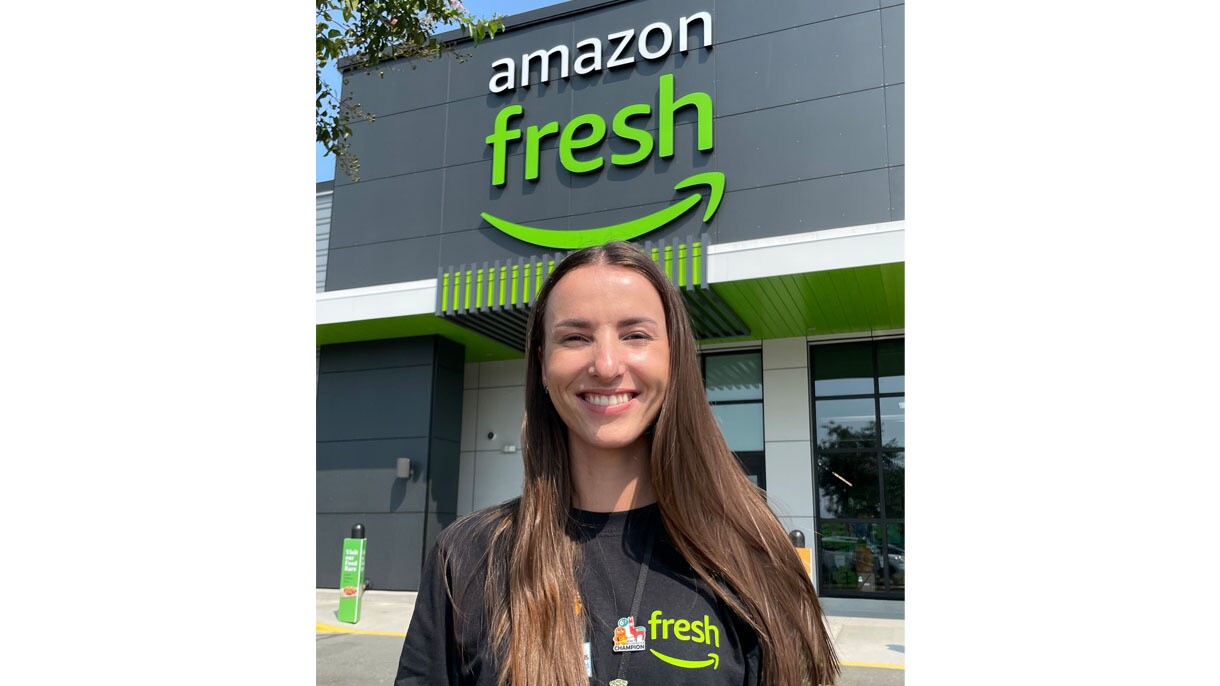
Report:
646,609,720,670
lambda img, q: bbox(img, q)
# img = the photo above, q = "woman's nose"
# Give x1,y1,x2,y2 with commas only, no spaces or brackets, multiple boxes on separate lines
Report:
589,339,623,379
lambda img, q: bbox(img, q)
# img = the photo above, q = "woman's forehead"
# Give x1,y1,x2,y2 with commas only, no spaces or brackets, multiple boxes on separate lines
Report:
545,264,665,323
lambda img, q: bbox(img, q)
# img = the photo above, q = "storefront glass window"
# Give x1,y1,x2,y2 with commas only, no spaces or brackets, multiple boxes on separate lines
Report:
812,342,874,396
711,403,764,451
814,398,877,449
818,522,883,594
812,338,904,599
882,451,904,518
816,451,881,518
879,396,905,447
705,352,763,402
877,339,905,393
702,350,765,488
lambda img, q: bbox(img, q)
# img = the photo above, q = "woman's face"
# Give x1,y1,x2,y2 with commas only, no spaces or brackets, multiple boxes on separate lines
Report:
541,264,671,457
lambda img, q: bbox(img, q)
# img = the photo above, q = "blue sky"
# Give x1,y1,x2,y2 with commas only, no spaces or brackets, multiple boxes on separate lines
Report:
317,0,558,182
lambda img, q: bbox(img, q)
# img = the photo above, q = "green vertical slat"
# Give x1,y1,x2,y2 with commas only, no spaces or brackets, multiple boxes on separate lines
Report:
677,244,686,287
499,267,507,307
510,265,519,306
474,269,482,309
693,243,702,286
463,270,472,310
663,245,673,281
650,247,659,263
441,273,449,312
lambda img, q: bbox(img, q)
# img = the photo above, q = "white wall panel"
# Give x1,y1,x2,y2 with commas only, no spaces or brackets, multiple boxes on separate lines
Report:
763,368,811,441
460,389,478,452
763,337,808,370
479,358,528,388
474,385,526,452
458,451,475,516
472,450,525,510
764,440,815,519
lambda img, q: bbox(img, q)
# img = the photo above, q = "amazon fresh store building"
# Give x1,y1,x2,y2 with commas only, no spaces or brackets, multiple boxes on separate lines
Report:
317,0,904,610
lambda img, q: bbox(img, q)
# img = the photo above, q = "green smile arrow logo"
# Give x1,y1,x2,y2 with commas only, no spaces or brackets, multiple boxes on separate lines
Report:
480,171,725,249
649,648,720,670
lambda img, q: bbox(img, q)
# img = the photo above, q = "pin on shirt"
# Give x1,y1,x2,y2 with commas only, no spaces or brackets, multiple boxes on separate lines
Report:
611,616,646,652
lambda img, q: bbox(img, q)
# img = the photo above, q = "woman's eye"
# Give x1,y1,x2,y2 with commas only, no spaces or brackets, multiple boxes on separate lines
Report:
624,331,651,341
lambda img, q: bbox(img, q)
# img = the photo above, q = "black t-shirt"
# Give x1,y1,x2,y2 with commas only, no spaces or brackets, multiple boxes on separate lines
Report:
394,503,761,685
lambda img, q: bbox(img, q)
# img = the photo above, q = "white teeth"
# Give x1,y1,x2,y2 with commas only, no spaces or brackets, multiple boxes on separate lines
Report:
583,393,633,407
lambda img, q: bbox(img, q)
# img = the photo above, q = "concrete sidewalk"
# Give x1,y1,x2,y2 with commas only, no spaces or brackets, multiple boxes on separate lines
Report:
317,589,905,669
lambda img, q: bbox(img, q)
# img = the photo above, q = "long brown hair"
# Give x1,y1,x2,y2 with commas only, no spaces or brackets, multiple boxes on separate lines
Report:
480,241,839,685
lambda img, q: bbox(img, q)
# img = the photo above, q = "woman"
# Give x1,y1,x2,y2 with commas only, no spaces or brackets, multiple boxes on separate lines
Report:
395,242,838,685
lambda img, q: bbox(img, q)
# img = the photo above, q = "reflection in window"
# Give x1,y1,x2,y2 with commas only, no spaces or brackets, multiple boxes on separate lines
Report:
818,522,882,593
879,396,904,447
811,338,904,599
812,342,874,396
882,452,904,518
815,398,877,449
702,350,766,489
705,352,763,402
711,403,764,451
816,451,880,518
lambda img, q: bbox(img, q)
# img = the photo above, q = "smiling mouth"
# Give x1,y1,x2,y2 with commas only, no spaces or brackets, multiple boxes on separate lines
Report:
580,392,637,407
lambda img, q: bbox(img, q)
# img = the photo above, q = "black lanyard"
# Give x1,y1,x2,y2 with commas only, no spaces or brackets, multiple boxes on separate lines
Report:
606,526,656,686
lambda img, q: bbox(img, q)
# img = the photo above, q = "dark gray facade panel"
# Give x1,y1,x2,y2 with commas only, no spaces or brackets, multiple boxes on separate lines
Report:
447,19,577,102
569,195,713,245
317,337,435,373
426,437,461,515
340,54,452,120
316,438,431,514
889,165,904,220
422,510,458,575
328,170,444,249
434,335,466,373
335,104,449,186
886,84,904,166
444,86,574,167
317,512,426,591
714,12,883,117
442,154,573,233
882,4,904,85
438,220,572,271
716,0,880,43
714,169,892,244
325,0,902,288
316,365,434,441
430,364,465,443
713,89,889,192
324,235,442,291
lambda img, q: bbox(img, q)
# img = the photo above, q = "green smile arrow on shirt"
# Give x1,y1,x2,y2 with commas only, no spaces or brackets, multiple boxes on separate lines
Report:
650,649,720,670
480,171,724,249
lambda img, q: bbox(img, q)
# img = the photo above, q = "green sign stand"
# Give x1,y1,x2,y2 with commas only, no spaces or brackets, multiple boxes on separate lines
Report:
337,532,367,624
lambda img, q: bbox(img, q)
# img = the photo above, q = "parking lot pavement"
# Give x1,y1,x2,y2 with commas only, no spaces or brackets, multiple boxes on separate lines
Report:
316,632,903,686
317,590,903,685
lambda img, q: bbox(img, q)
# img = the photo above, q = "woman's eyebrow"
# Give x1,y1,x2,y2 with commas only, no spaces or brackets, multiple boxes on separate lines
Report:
552,318,592,329
618,316,659,328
